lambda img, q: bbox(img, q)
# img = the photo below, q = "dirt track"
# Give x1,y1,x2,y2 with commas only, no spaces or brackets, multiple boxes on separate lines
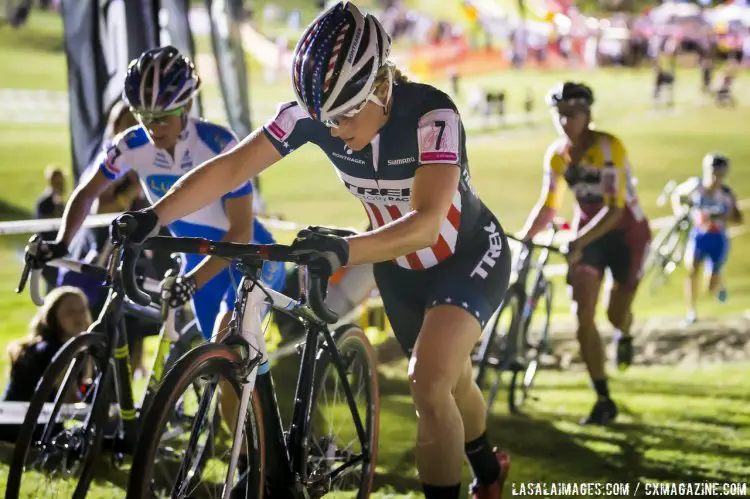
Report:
375,314,750,369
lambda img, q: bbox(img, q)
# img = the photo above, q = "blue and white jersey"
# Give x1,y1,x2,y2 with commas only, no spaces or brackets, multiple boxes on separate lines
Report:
98,117,252,241
680,177,738,234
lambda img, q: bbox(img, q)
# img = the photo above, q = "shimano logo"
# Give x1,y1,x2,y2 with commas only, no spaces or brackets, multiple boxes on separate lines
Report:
470,222,504,279
332,152,366,165
387,157,416,166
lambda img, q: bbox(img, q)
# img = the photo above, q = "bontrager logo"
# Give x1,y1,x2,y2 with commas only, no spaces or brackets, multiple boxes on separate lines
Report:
332,152,366,165
387,157,416,166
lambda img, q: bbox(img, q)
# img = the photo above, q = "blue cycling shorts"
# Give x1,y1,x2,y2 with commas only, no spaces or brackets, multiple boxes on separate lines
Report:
686,229,729,273
182,219,286,338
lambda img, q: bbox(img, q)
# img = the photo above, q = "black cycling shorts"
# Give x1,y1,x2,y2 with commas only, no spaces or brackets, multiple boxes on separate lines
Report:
569,221,651,291
374,215,511,357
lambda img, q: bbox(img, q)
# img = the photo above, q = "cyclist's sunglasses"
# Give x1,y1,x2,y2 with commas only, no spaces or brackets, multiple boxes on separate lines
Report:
324,95,376,128
324,68,393,128
132,106,185,125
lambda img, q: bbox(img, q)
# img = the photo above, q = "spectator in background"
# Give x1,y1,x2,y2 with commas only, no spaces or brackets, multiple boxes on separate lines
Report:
2,286,91,402
57,101,152,377
35,164,66,293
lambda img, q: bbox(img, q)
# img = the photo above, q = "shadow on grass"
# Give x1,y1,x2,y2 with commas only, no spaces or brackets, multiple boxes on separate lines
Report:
0,199,31,222
4,352,749,494
531,407,750,483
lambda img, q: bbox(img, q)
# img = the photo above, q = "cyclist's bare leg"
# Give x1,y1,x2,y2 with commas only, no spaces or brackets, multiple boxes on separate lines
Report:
454,359,486,442
409,305,484,487
685,260,702,320
708,270,722,293
571,265,606,381
607,283,635,335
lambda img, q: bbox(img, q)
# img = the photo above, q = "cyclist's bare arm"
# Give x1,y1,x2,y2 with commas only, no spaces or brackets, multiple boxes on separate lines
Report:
729,194,743,224
521,146,561,240
153,128,282,225
185,192,255,288
669,177,700,214
575,203,623,247
56,169,114,246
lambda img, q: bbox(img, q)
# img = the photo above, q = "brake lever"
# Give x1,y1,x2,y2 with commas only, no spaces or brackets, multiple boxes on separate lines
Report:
17,235,42,294
106,245,123,286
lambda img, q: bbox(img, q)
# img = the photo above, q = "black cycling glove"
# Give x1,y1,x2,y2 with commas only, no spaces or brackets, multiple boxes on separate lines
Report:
160,269,198,308
25,237,68,270
110,208,160,245
290,228,350,277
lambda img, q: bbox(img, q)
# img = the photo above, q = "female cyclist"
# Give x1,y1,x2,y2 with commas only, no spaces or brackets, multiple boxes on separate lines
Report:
27,45,285,342
520,82,651,425
111,3,511,497
671,153,743,324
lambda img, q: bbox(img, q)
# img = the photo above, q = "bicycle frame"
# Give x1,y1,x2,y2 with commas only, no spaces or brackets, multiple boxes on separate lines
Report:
508,233,559,346
221,260,371,495
37,257,173,455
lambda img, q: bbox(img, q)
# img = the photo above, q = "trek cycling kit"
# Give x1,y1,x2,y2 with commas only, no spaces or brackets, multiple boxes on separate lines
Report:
682,177,737,271
263,81,511,355
543,131,651,290
99,117,285,336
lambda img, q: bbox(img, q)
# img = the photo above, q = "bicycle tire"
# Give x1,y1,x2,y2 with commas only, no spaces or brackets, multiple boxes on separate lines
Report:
6,333,110,499
303,325,379,499
476,290,521,414
126,342,265,499
509,280,552,413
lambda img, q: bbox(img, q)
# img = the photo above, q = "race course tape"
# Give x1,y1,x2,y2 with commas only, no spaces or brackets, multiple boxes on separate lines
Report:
0,200,747,279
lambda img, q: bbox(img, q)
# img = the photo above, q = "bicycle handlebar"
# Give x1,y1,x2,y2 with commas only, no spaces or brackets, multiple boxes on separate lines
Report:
17,234,160,307
114,216,341,324
506,233,564,254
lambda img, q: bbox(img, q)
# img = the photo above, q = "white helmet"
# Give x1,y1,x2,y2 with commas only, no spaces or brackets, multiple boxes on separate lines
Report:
291,1,391,122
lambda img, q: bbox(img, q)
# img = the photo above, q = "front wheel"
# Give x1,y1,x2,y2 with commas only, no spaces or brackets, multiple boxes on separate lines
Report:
475,290,521,415
509,280,553,413
126,343,265,499
6,333,110,499
303,325,379,499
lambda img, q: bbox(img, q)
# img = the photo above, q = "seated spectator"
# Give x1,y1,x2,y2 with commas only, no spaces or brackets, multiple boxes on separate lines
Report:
2,286,92,402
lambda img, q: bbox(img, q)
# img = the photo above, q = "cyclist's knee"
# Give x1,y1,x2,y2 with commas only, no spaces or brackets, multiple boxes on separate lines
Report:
408,362,454,419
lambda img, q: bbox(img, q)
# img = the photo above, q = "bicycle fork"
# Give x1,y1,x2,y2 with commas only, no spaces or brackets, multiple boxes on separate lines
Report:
223,282,269,499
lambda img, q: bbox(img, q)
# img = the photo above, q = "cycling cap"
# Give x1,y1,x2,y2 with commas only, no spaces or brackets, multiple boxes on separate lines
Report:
545,81,595,107
703,152,730,174
123,45,201,112
291,1,392,121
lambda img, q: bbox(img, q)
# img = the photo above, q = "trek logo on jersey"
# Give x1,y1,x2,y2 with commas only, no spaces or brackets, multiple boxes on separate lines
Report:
146,174,180,196
417,108,460,164
342,180,410,203
470,221,503,279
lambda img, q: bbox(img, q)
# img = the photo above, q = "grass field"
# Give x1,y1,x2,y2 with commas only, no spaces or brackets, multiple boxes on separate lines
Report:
1,10,749,498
